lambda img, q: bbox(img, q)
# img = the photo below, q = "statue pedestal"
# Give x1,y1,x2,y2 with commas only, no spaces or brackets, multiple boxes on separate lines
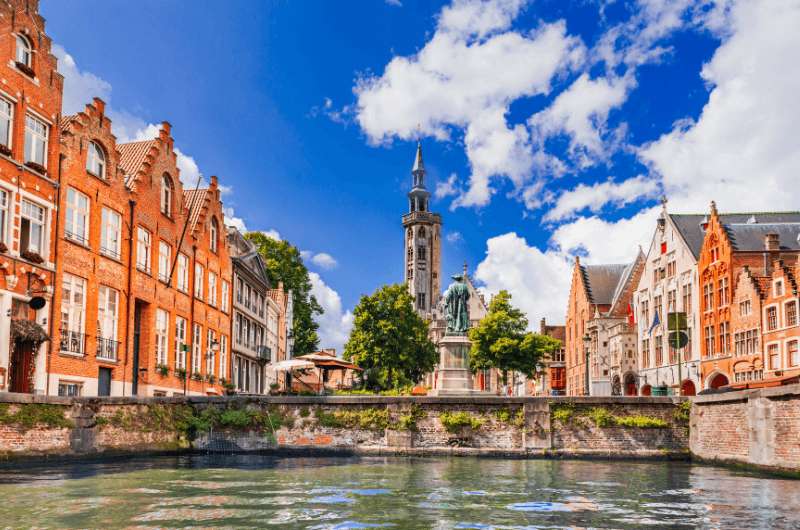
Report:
431,334,484,396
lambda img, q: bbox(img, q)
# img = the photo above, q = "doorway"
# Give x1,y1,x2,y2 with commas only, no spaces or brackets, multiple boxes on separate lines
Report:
9,340,35,393
681,379,697,396
132,301,145,395
98,367,112,396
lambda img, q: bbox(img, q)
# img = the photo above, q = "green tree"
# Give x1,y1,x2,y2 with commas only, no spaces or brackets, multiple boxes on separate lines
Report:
246,232,323,354
468,290,561,385
344,284,437,390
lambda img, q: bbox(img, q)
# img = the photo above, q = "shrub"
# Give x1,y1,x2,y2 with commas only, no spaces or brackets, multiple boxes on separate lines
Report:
586,407,616,428
314,407,389,431
439,411,484,433
674,401,691,423
551,403,575,424
394,404,425,431
0,404,74,430
615,415,669,429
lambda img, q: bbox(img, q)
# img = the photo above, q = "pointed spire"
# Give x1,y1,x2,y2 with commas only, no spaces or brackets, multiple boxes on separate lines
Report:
412,141,424,174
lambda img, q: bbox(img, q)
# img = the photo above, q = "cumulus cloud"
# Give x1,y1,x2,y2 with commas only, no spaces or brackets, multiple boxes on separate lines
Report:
639,0,800,212
544,175,660,222
260,229,283,241
309,272,354,353
52,44,112,115
435,173,460,199
446,231,463,243
223,207,247,232
311,252,338,270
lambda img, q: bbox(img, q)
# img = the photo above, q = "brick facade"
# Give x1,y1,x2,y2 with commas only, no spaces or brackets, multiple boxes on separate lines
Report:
0,0,63,395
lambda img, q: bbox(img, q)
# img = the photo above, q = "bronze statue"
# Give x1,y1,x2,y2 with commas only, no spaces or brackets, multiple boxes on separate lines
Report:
444,274,470,334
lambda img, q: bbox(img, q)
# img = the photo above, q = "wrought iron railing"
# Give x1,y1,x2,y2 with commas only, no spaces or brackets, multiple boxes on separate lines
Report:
60,329,86,355
96,336,120,361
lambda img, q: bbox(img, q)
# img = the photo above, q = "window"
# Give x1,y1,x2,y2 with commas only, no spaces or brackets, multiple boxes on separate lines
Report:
206,329,215,376
161,174,173,216
194,263,204,299
100,208,122,259
682,284,692,312
236,277,244,303
734,331,745,356
667,290,677,312
786,301,797,327
704,325,715,357
210,217,219,253
718,277,730,306
65,188,90,244
221,280,230,312
703,282,713,311
719,321,730,354
175,316,187,370
136,227,151,273
788,341,799,367
60,273,86,354
20,198,45,255
15,34,32,66
774,280,784,297
0,97,12,148
641,338,650,369
768,343,780,370
87,141,105,178
655,335,663,365
767,306,778,331
58,382,82,397
666,258,676,277
0,189,8,245
158,241,171,283
97,286,119,360
220,335,228,380
155,309,169,366
739,299,751,316
746,329,759,355
24,114,48,168
176,254,189,292
641,300,649,326
417,293,426,310
192,324,202,374
208,271,218,306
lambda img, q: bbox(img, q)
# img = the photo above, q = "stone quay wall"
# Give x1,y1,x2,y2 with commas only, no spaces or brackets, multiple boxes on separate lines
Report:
0,393,688,460
690,383,800,473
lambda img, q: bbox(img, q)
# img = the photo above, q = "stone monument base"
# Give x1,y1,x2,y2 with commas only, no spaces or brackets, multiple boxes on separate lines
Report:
430,334,488,396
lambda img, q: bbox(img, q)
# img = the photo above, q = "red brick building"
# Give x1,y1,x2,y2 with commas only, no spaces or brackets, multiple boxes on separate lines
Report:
0,0,63,394
758,258,800,383
697,202,800,389
529,318,565,396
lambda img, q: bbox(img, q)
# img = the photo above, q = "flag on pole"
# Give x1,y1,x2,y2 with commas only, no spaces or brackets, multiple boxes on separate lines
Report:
627,302,635,326
649,309,661,336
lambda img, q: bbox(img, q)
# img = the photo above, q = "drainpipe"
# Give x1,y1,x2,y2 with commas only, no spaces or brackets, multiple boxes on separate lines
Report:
123,199,136,396
45,153,65,396
186,244,197,396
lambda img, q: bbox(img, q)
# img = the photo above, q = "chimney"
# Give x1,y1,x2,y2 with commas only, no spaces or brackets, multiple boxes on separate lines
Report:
160,121,171,139
92,97,105,115
210,175,218,189
540,317,547,335
765,233,780,251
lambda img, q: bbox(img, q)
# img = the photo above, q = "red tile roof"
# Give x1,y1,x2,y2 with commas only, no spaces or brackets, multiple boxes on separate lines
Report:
118,140,157,187
183,188,208,233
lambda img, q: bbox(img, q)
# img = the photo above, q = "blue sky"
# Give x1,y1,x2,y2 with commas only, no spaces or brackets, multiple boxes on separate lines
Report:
44,1,800,350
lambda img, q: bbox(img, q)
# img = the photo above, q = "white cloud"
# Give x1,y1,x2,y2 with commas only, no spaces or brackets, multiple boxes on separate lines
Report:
223,207,247,232
446,231,463,243
544,175,660,222
260,229,282,241
639,0,800,212
52,44,112,115
386,0,403,7
309,272,354,353
354,1,584,208
311,252,338,270
435,173,460,199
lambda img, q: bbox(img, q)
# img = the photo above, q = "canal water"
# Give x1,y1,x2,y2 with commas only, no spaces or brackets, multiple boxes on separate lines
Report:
0,455,797,529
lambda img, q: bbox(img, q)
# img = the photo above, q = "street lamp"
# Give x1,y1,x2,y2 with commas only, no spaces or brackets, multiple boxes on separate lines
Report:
583,333,591,396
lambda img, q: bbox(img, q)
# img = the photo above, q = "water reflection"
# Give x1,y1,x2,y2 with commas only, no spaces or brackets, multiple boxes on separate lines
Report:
0,454,797,529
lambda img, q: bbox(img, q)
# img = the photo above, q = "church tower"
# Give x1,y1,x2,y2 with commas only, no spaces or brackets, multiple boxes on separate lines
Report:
402,143,442,316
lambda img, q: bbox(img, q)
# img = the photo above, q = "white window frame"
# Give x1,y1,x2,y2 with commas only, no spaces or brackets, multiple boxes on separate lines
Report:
192,324,202,375
20,198,46,256
158,241,171,283
65,187,90,245
155,309,169,367
97,285,119,360
176,253,189,292
210,217,218,253
0,97,13,149
208,271,218,307
220,335,228,381
766,341,781,371
221,280,230,312
24,114,48,168
60,273,87,355
787,339,800,368
194,263,204,299
136,227,152,274
175,316,187,370
206,329,215,376
87,141,106,178
0,188,8,246
58,381,82,397
161,174,173,217
15,34,32,67
100,207,122,259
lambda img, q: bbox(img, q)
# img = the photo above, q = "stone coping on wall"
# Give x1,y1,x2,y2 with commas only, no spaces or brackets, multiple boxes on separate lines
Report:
0,392,685,406
691,383,800,404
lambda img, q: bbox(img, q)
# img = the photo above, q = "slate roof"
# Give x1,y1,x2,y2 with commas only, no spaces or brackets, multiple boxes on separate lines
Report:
581,264,628,305
725,223,800,251
670,212,800,258
118,140,157,187
183,188,208,233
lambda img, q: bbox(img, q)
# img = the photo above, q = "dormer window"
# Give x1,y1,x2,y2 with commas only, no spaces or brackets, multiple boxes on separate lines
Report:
160,174,173,216
87,141,105,178
15,34,32,67
210,216,219,253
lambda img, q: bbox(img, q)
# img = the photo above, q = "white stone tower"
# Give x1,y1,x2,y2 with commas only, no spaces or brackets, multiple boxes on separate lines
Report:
403,143,442,316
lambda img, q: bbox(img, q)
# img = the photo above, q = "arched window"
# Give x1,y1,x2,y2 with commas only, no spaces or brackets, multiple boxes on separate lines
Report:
15,34,31,67
86,141,105,178
160,174,173,216
210,216,219,253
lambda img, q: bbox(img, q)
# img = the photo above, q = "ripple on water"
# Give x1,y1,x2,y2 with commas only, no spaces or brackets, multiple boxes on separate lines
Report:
507,501,572,512
310,495,355,504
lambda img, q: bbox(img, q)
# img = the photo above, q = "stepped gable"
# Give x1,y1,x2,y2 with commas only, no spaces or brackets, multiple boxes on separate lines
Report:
184,187,210,234
118,139,158,189
580,263,628,306
670,211,800,259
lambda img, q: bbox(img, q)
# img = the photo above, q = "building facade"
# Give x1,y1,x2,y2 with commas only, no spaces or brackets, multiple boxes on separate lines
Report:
403,143,442,317
757,258,800,383
529,318,566,396
0,0,63,395
697,202,800,390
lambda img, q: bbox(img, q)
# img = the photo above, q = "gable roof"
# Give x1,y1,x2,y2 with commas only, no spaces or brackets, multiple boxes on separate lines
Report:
581,263,628,306
670,212,800,259
118,140,158,187
183,188,209,234
725,223,800,252
60,114,77,132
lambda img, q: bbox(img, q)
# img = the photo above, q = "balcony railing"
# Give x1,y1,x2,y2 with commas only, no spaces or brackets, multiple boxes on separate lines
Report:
60,329,86,355
100,245,121,260
96,336,120,361
256,345,272,362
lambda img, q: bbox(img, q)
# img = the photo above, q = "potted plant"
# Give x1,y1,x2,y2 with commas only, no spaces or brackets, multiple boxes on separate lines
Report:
156,364,169,377
15,61,35,78
207,374,216,385
20,250,44,264
24,160,47,175
269,382,280,395
224,382,236,395
175,367,187,379
192,371,203,381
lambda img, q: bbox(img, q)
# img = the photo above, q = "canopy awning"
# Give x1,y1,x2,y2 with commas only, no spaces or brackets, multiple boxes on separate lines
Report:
296,353,362,371
269,359,315,372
